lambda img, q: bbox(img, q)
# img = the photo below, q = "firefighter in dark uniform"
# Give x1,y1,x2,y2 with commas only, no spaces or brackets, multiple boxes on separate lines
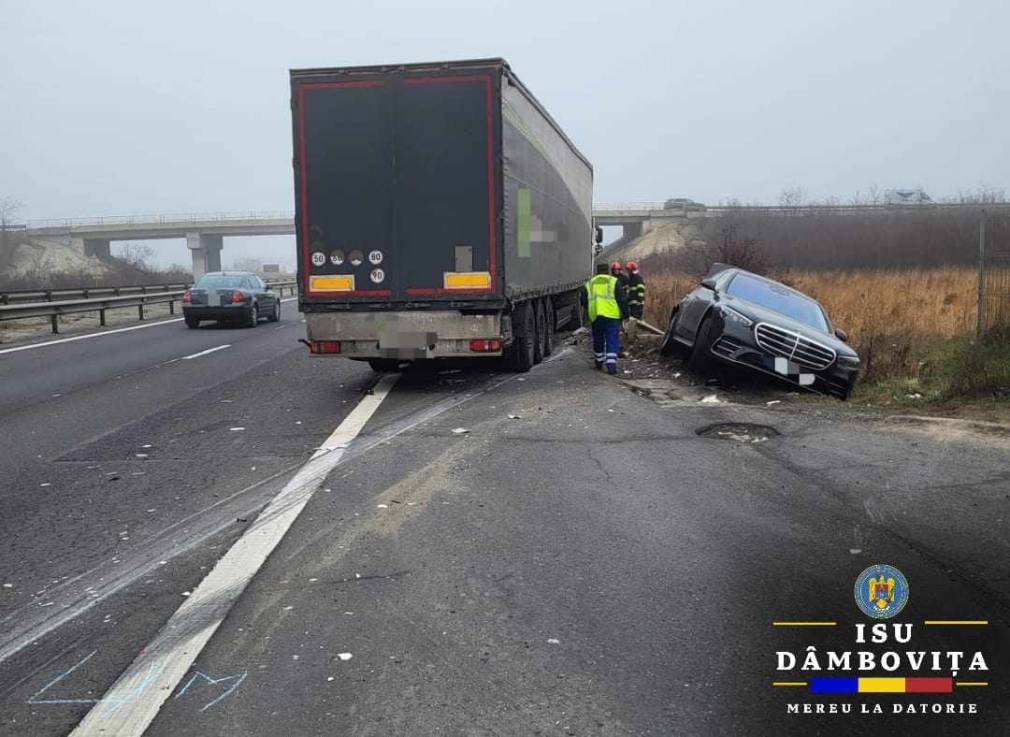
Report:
610,261,630,357
625,260,646,319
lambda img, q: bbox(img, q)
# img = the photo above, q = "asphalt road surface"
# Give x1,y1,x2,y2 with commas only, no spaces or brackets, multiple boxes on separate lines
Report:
1,306,1008,736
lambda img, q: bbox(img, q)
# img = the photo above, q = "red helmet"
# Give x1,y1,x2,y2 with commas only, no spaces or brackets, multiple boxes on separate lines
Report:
610,261,622,273
625,260,639,271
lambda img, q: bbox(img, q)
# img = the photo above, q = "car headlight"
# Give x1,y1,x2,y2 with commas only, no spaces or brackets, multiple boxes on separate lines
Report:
836,354,860,369
720,306,753,327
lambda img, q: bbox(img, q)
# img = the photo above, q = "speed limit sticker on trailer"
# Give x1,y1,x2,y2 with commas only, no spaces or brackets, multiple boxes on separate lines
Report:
311,251,326,267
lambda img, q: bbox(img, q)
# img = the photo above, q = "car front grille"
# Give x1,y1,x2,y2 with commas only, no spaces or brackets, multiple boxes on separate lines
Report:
754,322,836,370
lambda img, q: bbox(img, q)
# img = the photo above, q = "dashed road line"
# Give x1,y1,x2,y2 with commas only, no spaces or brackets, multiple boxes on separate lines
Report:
180,344,231,360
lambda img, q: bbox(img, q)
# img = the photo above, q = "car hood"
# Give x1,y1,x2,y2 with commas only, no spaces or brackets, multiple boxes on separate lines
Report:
718,295,858,358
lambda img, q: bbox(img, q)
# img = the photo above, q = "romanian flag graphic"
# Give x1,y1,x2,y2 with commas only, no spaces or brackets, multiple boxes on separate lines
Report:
809,677,953,694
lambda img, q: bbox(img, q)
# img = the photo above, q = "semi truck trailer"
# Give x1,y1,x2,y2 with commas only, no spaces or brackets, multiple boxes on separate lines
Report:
290,58,594,371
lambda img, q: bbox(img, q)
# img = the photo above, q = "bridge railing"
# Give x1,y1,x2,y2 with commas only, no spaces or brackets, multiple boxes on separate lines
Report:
23,212,295,230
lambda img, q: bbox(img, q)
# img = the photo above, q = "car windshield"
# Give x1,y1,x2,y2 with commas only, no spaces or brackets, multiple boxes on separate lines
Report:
726,273,829,331
195,275,247,289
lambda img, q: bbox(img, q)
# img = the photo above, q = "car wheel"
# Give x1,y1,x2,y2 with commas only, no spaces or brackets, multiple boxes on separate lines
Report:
533,300,546,364
659,307,681,356
267,300,281,322
507,302,535,373
689,312,716,375
245,304,258,328
543,299,554,357
184,315,200,329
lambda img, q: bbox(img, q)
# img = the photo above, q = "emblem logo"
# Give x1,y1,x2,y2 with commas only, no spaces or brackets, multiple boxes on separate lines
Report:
854,564,909,619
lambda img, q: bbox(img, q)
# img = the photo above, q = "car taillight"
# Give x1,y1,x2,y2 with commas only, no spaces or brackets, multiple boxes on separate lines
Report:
309,340,341,354
469,338,502,352
230,290,244,304
182,290,192,304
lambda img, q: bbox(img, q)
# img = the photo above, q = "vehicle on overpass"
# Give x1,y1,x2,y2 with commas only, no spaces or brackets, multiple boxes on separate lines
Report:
182,271,281,329
659,265,860,399
290,58,593,372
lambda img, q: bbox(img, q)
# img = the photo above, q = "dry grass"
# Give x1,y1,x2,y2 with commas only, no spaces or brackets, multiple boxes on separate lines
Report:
642,266,1008,395
643,266,976,340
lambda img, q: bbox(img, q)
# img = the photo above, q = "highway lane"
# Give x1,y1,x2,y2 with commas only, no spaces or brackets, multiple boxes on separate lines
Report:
0,321,1008,735
0,304,386,726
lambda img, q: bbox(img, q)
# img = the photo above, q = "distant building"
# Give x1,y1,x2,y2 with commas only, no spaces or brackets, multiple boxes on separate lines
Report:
884,188,933,205
262,263,281,274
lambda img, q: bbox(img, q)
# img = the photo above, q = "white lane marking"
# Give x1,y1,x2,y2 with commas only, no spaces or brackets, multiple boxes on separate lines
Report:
0,318,184,355
70,373,399,736
180,344,231,360
0,296,299,357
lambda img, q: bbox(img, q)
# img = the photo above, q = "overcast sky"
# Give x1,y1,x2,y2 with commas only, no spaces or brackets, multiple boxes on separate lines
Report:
2,0,1007,267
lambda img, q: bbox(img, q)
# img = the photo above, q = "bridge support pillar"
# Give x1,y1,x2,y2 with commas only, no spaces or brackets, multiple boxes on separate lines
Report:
83,238,111,259
622,222,643,240
186,233,223,280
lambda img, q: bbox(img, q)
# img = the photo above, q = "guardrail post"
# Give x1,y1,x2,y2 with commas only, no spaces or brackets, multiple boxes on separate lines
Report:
169,300,175,315
138,303,145,321
100,309,106,327
51,314,59,334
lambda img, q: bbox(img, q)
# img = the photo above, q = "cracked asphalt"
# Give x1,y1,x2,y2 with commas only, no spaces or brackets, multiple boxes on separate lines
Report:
0,318,1008,735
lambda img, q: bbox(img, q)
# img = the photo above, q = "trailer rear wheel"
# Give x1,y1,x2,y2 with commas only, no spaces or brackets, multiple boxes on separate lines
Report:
543,299,555,357
507,302,536,373
533,301,546,365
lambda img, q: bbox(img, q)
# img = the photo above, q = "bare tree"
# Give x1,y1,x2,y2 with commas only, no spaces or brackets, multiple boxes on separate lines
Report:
0,197,23,273
116,242,155,271
778,187,806,208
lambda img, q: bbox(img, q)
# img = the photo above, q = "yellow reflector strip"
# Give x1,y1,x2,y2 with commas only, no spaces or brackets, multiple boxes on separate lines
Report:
310,275,355,292
859,678,905,693
444,271,491,289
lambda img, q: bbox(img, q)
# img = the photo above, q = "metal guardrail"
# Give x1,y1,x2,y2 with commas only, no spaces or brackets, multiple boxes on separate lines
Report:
0,280,296,337
0,283,191,305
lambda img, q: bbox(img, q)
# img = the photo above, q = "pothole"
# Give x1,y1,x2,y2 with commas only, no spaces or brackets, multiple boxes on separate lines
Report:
696,422,780,443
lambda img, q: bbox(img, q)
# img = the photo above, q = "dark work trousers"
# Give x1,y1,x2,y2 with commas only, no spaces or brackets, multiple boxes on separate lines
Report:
591,316,621,374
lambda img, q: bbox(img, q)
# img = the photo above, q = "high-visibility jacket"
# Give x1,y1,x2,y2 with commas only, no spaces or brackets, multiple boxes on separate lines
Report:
585,274,622,321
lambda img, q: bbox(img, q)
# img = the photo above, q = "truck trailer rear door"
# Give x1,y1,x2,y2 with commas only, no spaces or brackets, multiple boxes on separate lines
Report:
295,69,500,303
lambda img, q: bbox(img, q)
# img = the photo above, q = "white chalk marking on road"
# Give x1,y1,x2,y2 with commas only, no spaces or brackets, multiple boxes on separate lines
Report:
180,344,231,360
69,372,399,737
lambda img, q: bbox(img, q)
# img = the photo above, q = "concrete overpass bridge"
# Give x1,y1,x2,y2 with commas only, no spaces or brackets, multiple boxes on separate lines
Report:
23,203,977,277
22,206,702,277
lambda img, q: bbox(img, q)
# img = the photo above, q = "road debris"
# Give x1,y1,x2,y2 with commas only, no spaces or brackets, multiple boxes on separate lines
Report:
337,653,353,661
451,427,469,435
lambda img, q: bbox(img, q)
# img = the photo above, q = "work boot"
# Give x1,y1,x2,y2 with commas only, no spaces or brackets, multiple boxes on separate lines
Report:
594,361,603,370
607,365,617,375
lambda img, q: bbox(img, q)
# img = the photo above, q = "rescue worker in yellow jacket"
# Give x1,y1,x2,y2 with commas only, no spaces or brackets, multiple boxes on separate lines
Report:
580,263,628,374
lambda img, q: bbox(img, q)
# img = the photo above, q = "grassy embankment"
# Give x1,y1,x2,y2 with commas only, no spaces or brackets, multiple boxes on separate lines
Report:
644,267,1010,415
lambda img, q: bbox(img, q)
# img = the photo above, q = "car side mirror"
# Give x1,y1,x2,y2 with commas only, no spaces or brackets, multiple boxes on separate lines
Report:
701,278,717,290
834,327,848,342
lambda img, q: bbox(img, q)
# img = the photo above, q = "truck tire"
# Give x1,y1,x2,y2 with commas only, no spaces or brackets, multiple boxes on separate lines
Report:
543,299,554,357
507,302,535,373
533,300,546,364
